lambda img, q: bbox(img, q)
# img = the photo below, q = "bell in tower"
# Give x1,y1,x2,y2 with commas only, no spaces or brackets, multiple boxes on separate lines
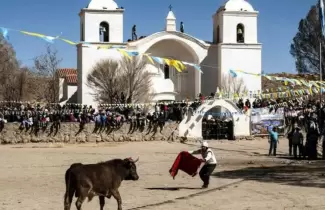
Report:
236,24,244,43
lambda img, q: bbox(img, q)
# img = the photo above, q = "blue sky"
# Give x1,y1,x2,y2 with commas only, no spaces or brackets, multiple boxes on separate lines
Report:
0,0,317,73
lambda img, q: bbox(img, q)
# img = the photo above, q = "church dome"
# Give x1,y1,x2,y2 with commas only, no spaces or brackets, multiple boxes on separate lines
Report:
87,0,118,10
222,0,254,12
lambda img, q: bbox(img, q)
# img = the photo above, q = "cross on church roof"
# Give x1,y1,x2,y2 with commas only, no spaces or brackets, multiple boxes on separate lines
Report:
169,4,172,11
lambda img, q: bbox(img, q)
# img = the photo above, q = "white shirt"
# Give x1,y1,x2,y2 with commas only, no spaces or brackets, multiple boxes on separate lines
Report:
189,148,217,165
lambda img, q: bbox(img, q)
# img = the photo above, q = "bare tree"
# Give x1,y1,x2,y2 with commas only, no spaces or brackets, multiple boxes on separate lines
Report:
87,60,122,104
87,56,152,104
221,74,247,98
0,34,20,101
33,45,62,103
119,56,152,103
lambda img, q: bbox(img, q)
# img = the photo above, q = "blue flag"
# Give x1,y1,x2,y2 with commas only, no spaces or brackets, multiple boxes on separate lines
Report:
229,69,237,78
0,27,9,40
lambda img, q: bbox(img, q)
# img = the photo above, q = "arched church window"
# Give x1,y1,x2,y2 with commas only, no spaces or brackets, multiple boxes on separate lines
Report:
236,24,244,43
99,22,109,42
216,26,220,44
164,64,170,79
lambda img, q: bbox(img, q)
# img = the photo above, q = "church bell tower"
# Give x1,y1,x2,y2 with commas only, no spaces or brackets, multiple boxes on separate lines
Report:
213,0,262,94
79,0,124,43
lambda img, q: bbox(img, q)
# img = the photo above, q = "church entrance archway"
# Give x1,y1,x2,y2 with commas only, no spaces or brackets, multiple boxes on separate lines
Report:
145,39,200,101
179,99,251,139
202,106,234,140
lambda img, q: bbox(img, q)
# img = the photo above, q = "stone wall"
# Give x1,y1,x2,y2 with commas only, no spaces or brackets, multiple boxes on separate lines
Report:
0,122,182,144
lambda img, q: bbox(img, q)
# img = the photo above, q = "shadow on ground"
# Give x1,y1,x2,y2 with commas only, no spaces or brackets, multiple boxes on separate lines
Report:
213,161,325,188
145,187,201,191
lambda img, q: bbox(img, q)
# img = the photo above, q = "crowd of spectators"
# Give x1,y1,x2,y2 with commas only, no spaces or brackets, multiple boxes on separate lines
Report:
0,100,202,133
1,95,325,160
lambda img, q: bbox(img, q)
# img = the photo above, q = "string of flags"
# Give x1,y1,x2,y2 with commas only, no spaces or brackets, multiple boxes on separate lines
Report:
0,26,202,74
229,69,325,89
1,26,323,101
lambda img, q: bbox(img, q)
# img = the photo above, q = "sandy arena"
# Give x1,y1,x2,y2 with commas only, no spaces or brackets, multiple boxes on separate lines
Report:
1,139,325,210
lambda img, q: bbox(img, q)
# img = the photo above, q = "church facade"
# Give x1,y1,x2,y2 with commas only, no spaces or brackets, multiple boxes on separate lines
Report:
75,0,262,106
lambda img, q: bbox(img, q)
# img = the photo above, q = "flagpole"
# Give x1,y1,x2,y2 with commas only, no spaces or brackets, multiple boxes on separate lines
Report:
321,42,322,102
320,41,323,134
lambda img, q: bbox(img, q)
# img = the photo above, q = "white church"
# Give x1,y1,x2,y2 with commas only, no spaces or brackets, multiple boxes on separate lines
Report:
60,0,262,106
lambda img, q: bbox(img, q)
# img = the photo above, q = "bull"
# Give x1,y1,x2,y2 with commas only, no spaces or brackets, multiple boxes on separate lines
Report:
64,157,139,210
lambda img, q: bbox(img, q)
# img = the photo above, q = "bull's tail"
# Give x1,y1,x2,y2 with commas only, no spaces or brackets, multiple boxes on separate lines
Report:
64,164,82,210
64,167,74,210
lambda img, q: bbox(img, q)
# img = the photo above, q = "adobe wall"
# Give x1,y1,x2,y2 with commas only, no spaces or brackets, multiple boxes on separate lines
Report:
0,122,184,144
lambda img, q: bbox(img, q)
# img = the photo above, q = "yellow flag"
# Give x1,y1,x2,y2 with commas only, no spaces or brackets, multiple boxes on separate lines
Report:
163,58,171,66
20,31,45,38
60,38,77,45
175,60,186,71
169,59,182,72
117,49,132,60
144,54,154,64
97,45,111,49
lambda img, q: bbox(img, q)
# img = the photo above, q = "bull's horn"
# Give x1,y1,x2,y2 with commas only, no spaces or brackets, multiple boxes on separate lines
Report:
134,157,139,163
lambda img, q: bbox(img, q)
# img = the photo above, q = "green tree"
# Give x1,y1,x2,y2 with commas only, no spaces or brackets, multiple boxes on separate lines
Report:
290,3,325,75
290,4,325,75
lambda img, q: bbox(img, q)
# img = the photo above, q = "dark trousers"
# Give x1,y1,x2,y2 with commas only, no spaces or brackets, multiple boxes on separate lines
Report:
269,141,277,156
308,141,318,160
293,144,302,159
132,32,137,40
288,139,292,156
199,164,216,186
323,141,325,160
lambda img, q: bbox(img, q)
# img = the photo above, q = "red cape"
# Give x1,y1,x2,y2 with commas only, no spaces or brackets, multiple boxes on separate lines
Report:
169,151,202,179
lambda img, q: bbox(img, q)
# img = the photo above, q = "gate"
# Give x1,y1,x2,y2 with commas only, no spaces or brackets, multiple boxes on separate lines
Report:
202,120,234,140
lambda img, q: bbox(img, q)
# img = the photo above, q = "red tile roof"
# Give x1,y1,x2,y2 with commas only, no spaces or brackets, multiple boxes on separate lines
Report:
65,74,77,84
57,68,77,78
57,68,77,85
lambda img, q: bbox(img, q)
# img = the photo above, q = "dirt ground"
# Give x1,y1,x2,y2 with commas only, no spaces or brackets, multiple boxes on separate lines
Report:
1,139,325,210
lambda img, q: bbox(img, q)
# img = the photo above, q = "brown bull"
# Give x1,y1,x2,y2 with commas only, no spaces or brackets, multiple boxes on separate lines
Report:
64,158,139,210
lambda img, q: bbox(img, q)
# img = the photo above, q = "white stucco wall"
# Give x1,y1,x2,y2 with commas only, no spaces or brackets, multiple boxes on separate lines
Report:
78,45,122,105
146,64,176,101
80,9,124,43
201,46,219,95
67,85,78,102
128,32,209,100
59,78,64,101
220,12,258,44
128,32,209,63
213,12,224,44
220,44,262,93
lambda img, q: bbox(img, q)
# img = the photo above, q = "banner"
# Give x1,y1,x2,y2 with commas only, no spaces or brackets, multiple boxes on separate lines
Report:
250,107,285,136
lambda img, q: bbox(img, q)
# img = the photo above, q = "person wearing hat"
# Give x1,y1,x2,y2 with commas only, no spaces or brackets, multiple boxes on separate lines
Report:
189,141,217,188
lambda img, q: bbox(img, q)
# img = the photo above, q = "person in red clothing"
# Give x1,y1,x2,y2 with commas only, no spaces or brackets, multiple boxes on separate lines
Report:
189,141,217,188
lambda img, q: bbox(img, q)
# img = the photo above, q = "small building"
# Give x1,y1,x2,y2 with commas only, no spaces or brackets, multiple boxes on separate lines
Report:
57,68,78,104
